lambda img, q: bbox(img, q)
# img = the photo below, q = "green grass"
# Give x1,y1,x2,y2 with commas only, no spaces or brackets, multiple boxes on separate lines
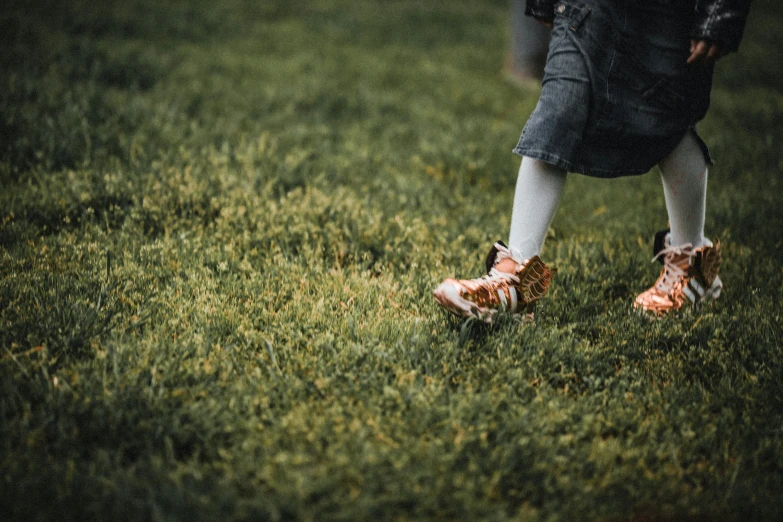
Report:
1,0,782,520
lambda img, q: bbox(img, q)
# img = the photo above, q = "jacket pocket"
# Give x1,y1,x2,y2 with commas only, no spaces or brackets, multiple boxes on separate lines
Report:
553,0,591,32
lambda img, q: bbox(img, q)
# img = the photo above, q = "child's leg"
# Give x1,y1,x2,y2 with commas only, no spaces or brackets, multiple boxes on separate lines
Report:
508,156,567,260
658,132,708,247
433,155,561,323
635,132,721,315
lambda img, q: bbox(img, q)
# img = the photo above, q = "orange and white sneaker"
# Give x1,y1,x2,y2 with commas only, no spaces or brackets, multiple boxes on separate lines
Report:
433,241,554,323
634,231,723,315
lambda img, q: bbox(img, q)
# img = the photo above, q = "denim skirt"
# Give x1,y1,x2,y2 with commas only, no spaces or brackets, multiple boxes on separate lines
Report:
513,0,714,178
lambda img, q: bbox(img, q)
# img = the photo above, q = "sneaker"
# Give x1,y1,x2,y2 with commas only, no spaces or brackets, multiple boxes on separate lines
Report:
433,241,554,323
634,231,723,315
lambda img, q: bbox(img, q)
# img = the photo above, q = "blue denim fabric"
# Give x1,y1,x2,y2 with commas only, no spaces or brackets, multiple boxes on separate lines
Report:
514,0,714,178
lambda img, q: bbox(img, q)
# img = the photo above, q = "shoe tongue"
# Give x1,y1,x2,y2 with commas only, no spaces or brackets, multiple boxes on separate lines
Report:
493,257,520,274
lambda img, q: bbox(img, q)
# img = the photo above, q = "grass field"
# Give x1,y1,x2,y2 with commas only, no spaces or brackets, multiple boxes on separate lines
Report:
2,0,782,520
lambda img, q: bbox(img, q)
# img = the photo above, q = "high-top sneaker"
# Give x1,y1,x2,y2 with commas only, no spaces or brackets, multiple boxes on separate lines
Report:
634,231,722,315
433,241,554,323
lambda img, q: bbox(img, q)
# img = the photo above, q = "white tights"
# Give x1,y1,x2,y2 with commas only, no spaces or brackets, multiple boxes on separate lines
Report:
507,132,709,259
508,156,566,260
658,132,709,248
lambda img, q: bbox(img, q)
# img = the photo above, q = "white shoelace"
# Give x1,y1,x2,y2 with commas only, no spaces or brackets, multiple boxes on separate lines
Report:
652,243,694,292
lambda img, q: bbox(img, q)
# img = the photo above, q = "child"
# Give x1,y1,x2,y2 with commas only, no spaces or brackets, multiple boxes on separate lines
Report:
434,0,752,322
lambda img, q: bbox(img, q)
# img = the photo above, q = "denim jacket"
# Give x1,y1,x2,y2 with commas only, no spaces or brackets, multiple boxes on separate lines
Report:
524,0,752,52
